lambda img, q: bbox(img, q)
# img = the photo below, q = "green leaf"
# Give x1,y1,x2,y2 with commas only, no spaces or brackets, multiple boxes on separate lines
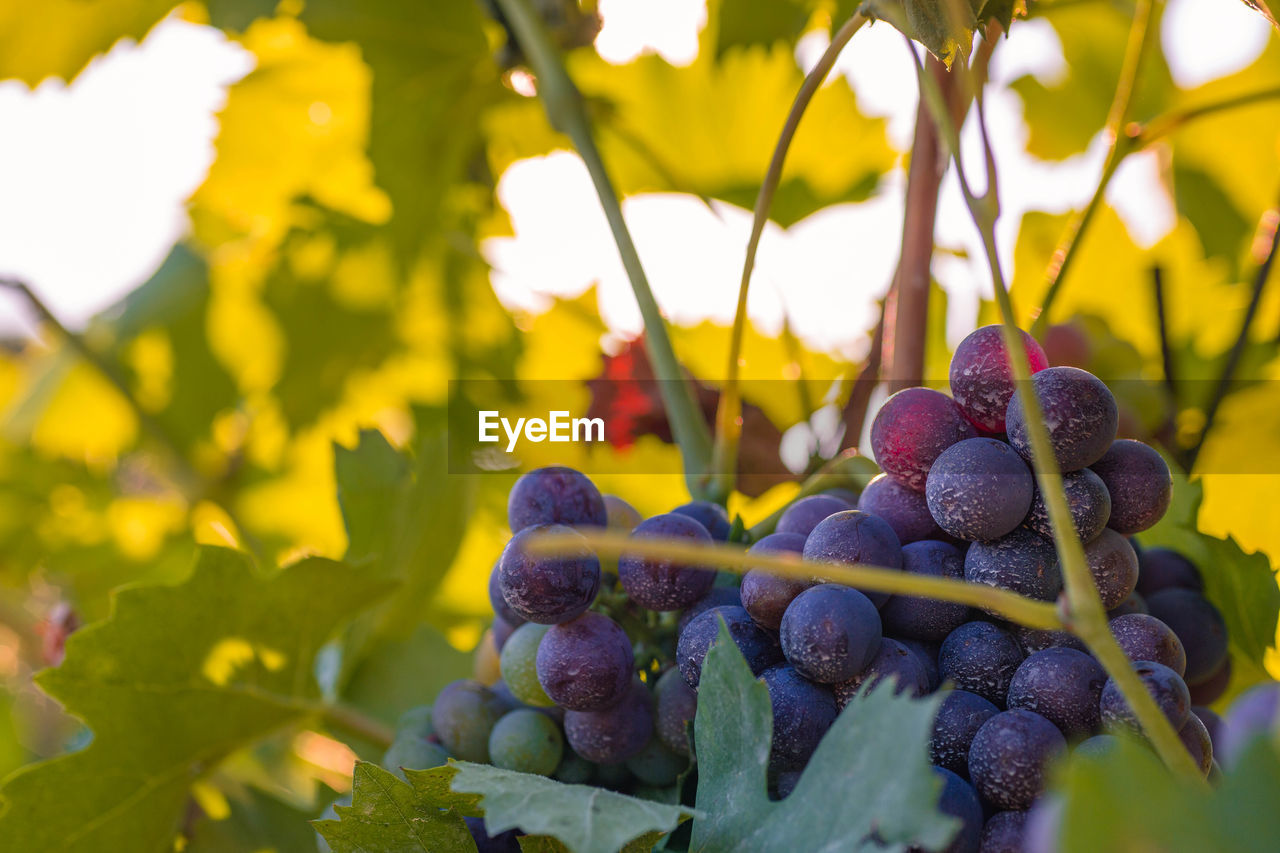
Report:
314,762,477,853
1008,1,1173,160
341,624,472,728
862,0,981,67
333,413,475,669
298,0,502,256
1171,164,1251,280
108,244,240,451
715,0,812,57
439,761,697,853
0,0,173,85
1052,733,1280,852
0,546,391,852
688,620,957,851
1142,476,1280,703
188,786,323,853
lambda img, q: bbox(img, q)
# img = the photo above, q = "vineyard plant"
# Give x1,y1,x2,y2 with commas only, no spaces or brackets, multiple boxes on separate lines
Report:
3,1,1280,852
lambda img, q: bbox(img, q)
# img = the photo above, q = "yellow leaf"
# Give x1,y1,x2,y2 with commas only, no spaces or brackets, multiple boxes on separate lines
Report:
0,0,172,85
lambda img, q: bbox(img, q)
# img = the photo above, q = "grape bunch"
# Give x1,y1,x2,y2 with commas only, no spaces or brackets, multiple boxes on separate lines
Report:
377,327,1249,853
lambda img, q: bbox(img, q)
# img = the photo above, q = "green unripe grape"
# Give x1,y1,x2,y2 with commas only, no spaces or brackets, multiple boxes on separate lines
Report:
626,737,686,786
381,733,449,781
433,679,506,763
500,623,554,707
396,704,434,737
488,709,564,776
553,751,594,784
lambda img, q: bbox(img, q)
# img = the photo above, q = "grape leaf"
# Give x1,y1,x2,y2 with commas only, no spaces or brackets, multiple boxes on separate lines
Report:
314,762,477,853
0,0,173,85
688,621,957,851
1171,163,1251,280
188,786,323,853
0,546,391,852
715,0,812,57
861,0,980,67
1051,732,1280,852
1008,1,1173,160
1141,476,1280,702
431,762,697,853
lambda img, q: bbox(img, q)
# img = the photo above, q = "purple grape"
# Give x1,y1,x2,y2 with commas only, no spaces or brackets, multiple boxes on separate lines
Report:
1083,529,1139,611
1189,657,1231,705
466,816,521,853
781,584,882,684
677,606,783,690
930,689,1000,778
760,664,838,773
1005,366,1118,472
1193,705,1224,757
969,709,1067,810
492,614,516,652
1014,625,1086,655
1219,683,1280,768
1136,548,1203,596
801,510,904,607
671,500,732,541
880,540,971,641
933,766,984,853
1179,712,1214,776
823,487,861,503
507,466,606,532
1006,647,1107,737
536,612,634,711
980,810,1029,853
1089,439,1172,534
871,387,977,492
564,678,653,763
433,680,508,763
1025,468,1111,544
489,560,527,628
654,667,697,756
498,525,601,624
776,494,854,538
678,586,743,634
774,770,801,800
1145,589,1228,684
833,638,930,706
964,528,1062,604
1107,590,1148,619
618,513,716,611
857,473,947,543
1109,613,1186,676
926,438,1035,542
602,494,643,531
939,621,1026,707
740,532,810,630
949,325,1049,435
900,637,942,691
1099,660,1191,733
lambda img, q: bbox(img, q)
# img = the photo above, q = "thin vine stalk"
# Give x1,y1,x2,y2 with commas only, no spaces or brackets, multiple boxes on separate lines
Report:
495,0,714,494
530,529,1063,630
709,13,868,502
907,27,1202,778
1032,0,1162,336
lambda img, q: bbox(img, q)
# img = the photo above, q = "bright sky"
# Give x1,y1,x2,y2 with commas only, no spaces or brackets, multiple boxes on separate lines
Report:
0,0,1271,359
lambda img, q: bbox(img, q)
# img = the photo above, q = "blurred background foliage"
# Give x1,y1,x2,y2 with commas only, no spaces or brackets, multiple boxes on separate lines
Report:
0,0,1278,847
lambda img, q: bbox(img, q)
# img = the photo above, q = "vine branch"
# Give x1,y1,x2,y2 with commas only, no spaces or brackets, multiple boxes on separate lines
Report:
495,0,714,495
530,529,1063,630
710,13,868,502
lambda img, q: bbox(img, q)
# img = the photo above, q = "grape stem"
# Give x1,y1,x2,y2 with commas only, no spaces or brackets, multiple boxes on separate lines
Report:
530,529,1064,630
710,12,868,504
1031,0,1161,336
494,0,714,497
903,10,1204,779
